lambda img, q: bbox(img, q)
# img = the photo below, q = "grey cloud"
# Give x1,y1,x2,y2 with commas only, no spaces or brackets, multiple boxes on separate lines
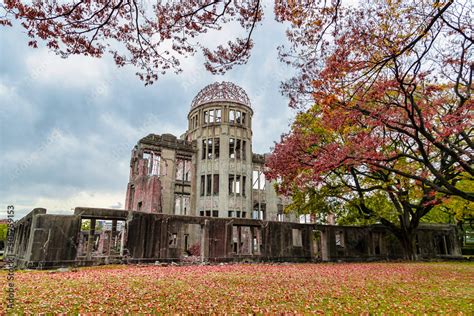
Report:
0,10,295,218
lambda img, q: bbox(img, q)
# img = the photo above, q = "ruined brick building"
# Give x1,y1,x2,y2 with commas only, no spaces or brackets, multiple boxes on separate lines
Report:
8,82,463,269
124,82,290,221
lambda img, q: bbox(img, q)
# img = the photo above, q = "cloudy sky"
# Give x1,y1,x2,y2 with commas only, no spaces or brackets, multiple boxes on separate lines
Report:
0,4,297,219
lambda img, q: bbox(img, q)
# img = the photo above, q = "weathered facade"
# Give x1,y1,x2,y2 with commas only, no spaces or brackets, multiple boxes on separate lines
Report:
7,81,464,269
125,82,292,221
9,207,462,269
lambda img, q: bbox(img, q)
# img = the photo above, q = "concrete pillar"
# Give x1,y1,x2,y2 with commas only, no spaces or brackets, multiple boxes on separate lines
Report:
120,222,126,257
308,229,315,259
109,220,117,255
200,220,210,262
237,226,242,254
160,219,168,259
86,219,96,261
320,229,329,261
250,227,255,255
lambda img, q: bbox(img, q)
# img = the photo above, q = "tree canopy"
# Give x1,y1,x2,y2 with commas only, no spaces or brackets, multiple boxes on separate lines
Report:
267,0,472,257
274,0,473,201
1,0,263,85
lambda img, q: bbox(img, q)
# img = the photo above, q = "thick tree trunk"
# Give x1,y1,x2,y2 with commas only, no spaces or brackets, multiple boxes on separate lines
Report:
398,232,417,261
380,218,418,260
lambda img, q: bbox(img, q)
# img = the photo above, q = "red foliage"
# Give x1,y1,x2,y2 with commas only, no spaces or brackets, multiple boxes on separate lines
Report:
3,263,472,313
268,0,473,201
1,0,263,85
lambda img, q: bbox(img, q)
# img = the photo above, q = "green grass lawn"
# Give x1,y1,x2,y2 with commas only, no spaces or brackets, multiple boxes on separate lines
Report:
1,262,473,313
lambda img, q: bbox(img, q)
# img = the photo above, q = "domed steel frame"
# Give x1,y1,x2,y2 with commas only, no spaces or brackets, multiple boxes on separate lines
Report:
190,81,251,108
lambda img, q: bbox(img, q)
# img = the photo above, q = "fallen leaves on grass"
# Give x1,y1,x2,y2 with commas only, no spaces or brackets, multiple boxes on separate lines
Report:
1,262,472,313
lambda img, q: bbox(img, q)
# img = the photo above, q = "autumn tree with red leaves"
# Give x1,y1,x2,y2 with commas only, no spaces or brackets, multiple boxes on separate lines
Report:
272,0,473,201
266,0,472,258
0,0,262,85
266,110,449,259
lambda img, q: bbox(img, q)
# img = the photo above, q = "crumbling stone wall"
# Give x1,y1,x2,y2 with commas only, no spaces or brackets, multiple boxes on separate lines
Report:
125,134,195,214
9,208,81,269
9,207,463,269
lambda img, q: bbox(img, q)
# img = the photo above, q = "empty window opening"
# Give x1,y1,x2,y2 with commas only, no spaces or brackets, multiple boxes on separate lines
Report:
232,226,252,255
240,226,252,254
169,233,178,248
229,175,244,195
228,210,246,218
335,231,345,248
143,152,160,176
229,138,235,158
201,174,218,196
235,111,242,124
202,138,220,160
215,109,222,123
200,210,218,217
78,219,125,258
292,229,303,247
277,204,285,221
184,234,189,251
252,170,266,190
229,110,245,125
176,158,191,182
183,224,202,257
252,228,262,254
229,138,245,160
252,209,266,220
174,194,190,216
209,109,215,123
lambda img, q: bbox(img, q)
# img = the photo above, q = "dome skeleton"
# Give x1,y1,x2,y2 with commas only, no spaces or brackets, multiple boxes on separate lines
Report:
191,81,251,108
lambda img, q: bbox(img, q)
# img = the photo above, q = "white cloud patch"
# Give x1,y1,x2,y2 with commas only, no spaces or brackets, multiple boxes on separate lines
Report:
24,49,110,90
